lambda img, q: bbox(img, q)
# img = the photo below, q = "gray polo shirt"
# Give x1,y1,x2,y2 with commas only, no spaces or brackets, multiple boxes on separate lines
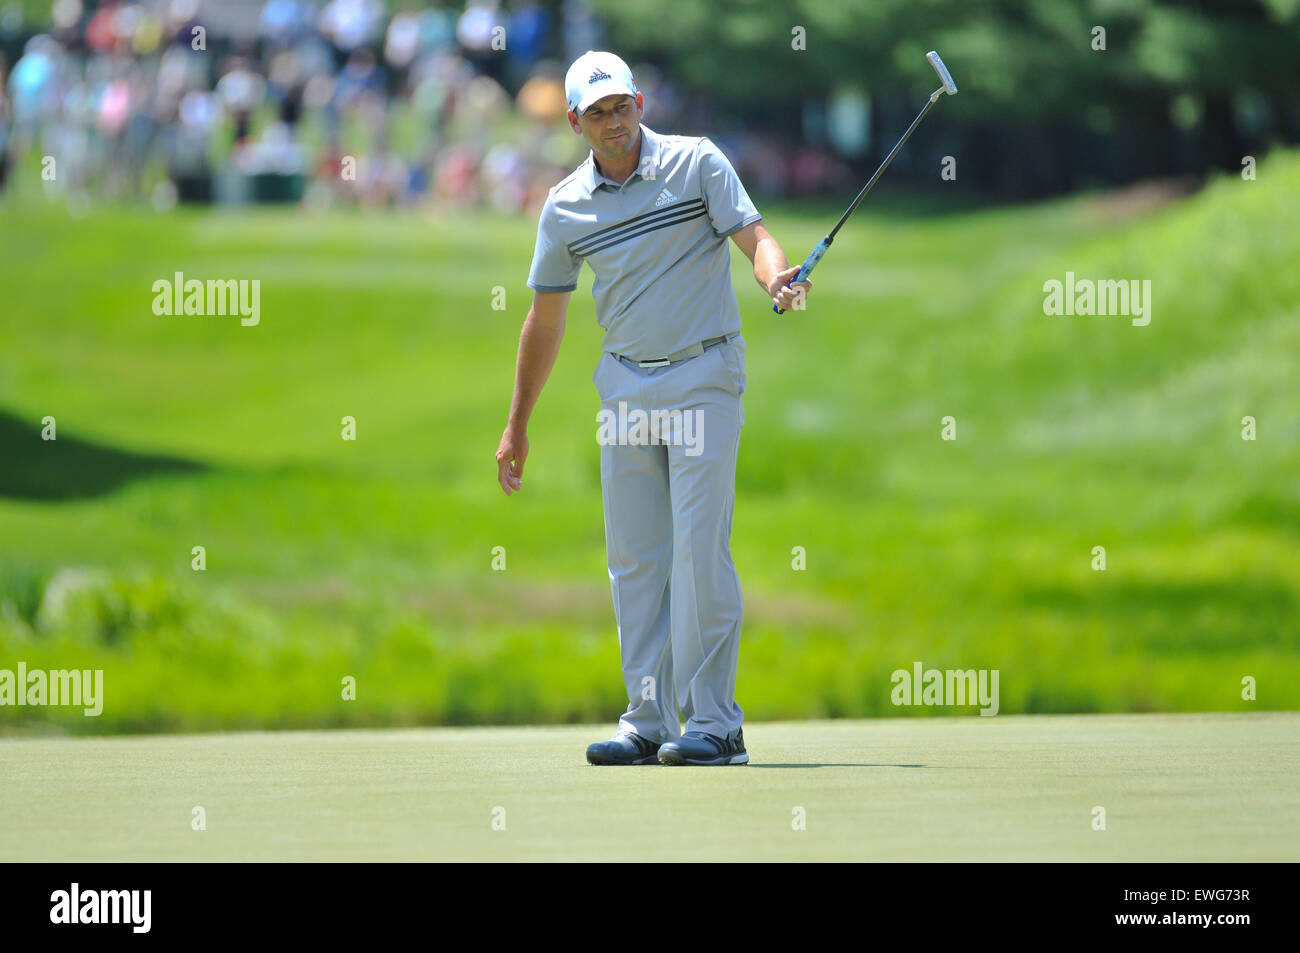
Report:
527,123,761,361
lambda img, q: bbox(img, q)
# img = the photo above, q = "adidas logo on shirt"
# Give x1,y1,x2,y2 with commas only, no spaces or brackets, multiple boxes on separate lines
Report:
654,188,676,208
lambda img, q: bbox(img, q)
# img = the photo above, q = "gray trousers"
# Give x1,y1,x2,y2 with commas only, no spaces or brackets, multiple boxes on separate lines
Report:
593,334,747,742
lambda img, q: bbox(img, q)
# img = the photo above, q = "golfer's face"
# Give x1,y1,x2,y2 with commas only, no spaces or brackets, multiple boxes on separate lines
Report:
573,93,642,163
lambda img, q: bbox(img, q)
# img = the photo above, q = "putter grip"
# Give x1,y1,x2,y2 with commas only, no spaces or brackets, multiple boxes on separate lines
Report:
773,239,828,314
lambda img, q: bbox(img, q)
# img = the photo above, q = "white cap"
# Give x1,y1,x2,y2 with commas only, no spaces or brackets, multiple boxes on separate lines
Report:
564,50,638,116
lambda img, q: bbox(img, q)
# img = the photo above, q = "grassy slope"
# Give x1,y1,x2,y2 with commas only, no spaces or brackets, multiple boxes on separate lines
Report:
1,714,1296,861
0,154,1298,731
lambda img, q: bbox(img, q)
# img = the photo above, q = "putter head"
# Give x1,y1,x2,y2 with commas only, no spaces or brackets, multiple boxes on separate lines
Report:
926,51,958,95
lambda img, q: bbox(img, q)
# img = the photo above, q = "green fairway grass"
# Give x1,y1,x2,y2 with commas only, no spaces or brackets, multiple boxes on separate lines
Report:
1,154,1298,731
1,714,1296,861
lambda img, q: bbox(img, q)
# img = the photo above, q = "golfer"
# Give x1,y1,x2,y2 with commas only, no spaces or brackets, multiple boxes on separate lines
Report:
495,51,812,765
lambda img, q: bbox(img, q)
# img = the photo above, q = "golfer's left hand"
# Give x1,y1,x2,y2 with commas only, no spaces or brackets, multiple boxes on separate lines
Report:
770,266,813,312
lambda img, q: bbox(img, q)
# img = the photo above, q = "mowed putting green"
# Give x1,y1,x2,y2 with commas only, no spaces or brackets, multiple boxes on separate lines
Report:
2,713,1296,861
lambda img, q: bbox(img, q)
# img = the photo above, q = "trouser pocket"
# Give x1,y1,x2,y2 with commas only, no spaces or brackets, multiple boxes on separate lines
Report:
717,336,746,398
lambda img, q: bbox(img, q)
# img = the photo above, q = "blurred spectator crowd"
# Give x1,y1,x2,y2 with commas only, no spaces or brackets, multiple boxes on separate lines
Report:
0,0,849,212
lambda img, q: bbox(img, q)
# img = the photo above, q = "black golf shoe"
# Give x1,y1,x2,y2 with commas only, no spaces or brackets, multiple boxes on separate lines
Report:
586,731,662,765
658,728,748,766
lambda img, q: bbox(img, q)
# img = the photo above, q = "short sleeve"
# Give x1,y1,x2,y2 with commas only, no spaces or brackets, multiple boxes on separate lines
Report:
697,138,762,238
526,195,582,292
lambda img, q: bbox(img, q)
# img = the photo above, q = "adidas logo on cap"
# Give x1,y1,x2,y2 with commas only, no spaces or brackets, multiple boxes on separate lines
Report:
566,51,637,115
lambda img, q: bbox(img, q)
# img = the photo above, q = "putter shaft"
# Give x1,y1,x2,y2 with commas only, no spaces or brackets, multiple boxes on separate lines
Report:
773,51,958,314
828,86,945,242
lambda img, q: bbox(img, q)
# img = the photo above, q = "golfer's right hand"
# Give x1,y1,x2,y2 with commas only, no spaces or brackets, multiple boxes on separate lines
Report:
770,265,813,312
496,426,528,496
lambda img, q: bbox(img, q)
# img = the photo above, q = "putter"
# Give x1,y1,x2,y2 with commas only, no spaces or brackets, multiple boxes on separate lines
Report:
773,50,959,313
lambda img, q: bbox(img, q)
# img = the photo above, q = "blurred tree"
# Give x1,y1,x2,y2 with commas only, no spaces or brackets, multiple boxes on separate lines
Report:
589,0,1300,197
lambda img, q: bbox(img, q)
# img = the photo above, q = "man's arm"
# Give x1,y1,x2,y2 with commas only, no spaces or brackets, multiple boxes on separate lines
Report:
731,221,813,313
496,291,570,496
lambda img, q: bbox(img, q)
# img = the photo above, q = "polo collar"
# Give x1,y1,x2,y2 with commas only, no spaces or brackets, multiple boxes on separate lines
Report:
585,124,661,193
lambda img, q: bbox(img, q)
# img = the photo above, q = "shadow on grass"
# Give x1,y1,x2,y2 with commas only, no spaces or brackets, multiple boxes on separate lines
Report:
749,763,926,769
0,410,205,500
